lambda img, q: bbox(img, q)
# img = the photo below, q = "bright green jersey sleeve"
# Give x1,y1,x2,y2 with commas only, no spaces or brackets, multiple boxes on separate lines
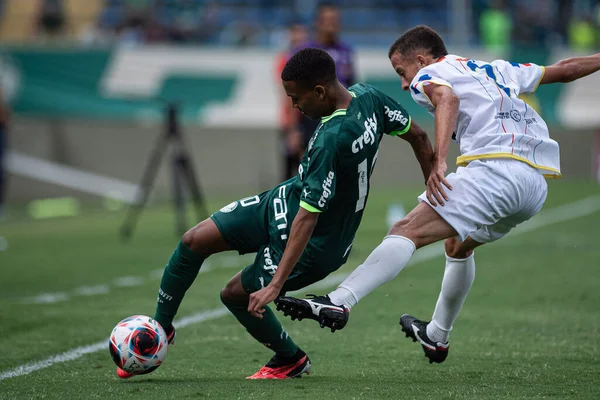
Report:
381,93,412,136
299,146,337,213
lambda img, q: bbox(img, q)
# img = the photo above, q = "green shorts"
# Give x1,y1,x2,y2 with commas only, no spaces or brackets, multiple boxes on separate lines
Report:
210,182,341,293
239,244,332,293
211,190,271,256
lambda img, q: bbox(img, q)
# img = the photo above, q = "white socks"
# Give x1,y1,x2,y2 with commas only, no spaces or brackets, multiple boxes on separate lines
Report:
327,236,475,344
328,235,416,309
427,253,476,343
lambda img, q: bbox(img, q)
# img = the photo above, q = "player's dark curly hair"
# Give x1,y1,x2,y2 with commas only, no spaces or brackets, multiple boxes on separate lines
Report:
281,48,337,88
388,25,448,59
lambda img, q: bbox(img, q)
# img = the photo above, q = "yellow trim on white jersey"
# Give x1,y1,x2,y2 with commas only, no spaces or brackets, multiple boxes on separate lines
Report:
456,153,562,179
532,66,546,93
415,81,453,107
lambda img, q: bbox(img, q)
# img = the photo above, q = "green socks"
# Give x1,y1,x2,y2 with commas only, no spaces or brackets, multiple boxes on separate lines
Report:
154,240,207,330
154,240,298,358
220,293,299,357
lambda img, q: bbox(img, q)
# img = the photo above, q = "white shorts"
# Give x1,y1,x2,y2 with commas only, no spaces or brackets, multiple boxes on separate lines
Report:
418,159,548,243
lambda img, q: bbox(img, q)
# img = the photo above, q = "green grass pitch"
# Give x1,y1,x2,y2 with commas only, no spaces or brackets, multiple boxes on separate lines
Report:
0,181,599,399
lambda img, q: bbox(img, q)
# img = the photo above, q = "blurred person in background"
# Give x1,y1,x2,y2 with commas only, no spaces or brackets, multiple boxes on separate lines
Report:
568,16,597,51
512,0,555,52
479,0,512,53
275,20,308,180
293,2,357,169
308,2,355,88
162,0,207,43
119,0,153,46
35,0,66,41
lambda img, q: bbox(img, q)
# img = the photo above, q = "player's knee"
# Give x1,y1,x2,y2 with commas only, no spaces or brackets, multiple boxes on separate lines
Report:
219,283,236,305
444,237,473,259
388,217,422,246
181,220,212,254
181,229,194,248
220,275,247,305
389,217,411,236
219,285,234,304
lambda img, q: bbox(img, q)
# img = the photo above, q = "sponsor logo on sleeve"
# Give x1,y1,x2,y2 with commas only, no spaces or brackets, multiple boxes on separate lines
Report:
352,113,378,153
384,105,409,125
318,171,335,207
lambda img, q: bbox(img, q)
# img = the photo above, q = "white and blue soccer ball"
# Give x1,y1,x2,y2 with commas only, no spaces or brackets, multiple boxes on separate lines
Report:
109,315,168,375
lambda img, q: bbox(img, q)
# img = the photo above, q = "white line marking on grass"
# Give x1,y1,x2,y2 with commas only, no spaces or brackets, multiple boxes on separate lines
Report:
3,194,599,380
508,194,600,236
0,342,109,381
21,255,253,305
27,292,70,304
0,308,229,381
73,285,111,296
6,151,140,204
113,276,147,287
0,278,342,382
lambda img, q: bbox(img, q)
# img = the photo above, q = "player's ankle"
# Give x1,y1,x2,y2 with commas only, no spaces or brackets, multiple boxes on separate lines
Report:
327,287,357,309
276,347,305,364
427,320,450,343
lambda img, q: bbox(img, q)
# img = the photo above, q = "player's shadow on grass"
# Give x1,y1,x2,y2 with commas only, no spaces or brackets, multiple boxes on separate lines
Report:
120,375,332,384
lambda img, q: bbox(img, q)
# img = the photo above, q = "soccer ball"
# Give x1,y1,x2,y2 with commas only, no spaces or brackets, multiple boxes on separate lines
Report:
108,315,168,375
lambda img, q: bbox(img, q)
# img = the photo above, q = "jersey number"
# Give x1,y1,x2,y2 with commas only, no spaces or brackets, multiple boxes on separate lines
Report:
466,60,511,97
355,150,379,212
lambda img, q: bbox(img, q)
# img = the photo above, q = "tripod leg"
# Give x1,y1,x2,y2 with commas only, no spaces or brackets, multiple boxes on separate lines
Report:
172,153,187,236
120,132,169,240
179,150,209,221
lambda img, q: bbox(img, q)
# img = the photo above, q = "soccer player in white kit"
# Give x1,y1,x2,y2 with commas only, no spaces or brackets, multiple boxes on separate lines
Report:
275,25,600,363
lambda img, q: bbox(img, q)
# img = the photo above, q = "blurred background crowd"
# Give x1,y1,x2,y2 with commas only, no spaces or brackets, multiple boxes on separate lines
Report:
0,0,599,219
0,0,598,50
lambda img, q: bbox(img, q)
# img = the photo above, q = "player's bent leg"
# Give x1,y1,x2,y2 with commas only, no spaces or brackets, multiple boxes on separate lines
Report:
388,202,459,249
400,236,481,365
182,218,232,254
120,219,230,379
220,272,310,379
332,203,457,305
431,236,479,339
154,218,230,339
277,203,460,331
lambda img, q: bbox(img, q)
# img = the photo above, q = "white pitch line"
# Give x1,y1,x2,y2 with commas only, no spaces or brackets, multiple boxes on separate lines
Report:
6,151,140,204
2,193,599,380
113,276,147,288
0,308,229,381
21,255,253,305
0,274,349,381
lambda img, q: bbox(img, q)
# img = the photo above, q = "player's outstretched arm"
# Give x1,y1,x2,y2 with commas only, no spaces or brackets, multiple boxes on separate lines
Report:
541,53,600,84
399,120,434,184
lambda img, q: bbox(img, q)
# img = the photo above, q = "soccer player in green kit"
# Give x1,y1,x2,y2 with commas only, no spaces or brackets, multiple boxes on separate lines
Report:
116,48,434,380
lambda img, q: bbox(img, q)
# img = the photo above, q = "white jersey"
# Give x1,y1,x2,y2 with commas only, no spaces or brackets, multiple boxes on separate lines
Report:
410,54,560,178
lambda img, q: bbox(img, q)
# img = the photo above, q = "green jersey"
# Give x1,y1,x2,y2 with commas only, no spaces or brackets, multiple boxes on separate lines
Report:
289,83,413,268
211,83,414,292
